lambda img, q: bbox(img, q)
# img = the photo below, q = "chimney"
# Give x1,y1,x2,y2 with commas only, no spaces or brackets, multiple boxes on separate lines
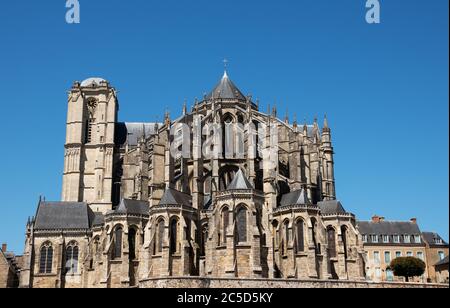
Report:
1,243,6,252
372,215,381,223
410,218,417,224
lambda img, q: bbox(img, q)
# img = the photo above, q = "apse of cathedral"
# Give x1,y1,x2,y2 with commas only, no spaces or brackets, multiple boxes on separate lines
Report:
19,73,366,288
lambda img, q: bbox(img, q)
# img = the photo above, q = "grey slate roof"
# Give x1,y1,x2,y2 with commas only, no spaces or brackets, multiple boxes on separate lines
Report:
92,212,105,226
226,169,254,190
422,232,449,246
159,188,192,207
206,72,246,101
357,220,423,245
115,122,160,146
279,189,310,207
115,199,149,215
435,256,449,267
34,202,93,230
358,221,421,236
318,200,347,215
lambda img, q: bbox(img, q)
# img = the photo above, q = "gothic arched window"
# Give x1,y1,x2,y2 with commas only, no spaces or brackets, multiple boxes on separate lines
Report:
169,218,178,255
221,207,229,245
39,242,53,274
236,114,245,158
113,226,123,259
341,226,348,260
157,219,165,253
327,226,337,258
236,206,248,243
272,220,279,247
296,219,305,253
65,241,79,274
283,220,290,254
128,228,137,260
201,224,208,257
223,113,234,158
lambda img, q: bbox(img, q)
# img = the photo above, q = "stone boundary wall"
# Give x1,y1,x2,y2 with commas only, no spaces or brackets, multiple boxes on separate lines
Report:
139,277,449,289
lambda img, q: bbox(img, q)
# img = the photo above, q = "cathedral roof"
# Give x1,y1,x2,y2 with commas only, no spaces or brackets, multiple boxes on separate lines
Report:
206,72,246,101
115,122,161,146
226,169,254,190
279,189,311,207
159,188,192,207
92,212,105,226
318,200,347,215
34,202,94,230
115,199,149,215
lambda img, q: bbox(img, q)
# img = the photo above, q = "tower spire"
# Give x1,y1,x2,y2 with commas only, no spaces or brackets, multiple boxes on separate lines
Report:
323,114,330,133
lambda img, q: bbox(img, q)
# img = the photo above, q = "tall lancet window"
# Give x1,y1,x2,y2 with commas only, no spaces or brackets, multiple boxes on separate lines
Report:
223,114,234,158
85,117,96,144
157,219,165,253
128,228,137,260
65,241,79,274
236,206,247,243
85,98,97,144
296,219,305,253
169,218,178,255
201,225,208,257
39,242,53,274
327,227,337,258
236,114,245,158
221,207,229,244
283,220,290,254
113,226,123,259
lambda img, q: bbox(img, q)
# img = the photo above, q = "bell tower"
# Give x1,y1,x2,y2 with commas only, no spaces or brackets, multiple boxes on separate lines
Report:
62,78,118,213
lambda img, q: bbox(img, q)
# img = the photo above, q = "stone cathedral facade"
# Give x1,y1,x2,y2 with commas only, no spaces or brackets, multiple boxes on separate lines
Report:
19,73,366,288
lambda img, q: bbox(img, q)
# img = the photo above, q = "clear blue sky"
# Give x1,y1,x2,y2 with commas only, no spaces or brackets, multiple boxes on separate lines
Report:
0,0,448,253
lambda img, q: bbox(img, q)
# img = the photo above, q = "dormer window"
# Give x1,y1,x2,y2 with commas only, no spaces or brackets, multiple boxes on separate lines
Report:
371,235,379,243
393,235,400,243
404,235,411,244
362,235,368,243
383,235,390,243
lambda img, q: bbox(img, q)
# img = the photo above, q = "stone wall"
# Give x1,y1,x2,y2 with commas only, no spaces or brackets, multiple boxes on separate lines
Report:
0,259,14,288
139,277,449,289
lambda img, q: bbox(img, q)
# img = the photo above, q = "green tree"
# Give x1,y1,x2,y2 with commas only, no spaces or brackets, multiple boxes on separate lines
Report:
389,257,426,282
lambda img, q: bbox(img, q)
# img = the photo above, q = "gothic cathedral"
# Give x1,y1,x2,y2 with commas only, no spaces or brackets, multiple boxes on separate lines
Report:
19,73,366,288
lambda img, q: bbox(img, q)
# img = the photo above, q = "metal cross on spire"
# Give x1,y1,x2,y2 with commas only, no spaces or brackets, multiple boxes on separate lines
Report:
223,58,229,72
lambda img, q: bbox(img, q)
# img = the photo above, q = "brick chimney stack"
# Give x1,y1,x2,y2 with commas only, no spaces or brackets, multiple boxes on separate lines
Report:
1,243,6,252
372,216,385,223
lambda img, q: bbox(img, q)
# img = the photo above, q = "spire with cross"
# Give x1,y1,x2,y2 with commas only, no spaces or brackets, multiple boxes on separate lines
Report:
223,58,228,73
